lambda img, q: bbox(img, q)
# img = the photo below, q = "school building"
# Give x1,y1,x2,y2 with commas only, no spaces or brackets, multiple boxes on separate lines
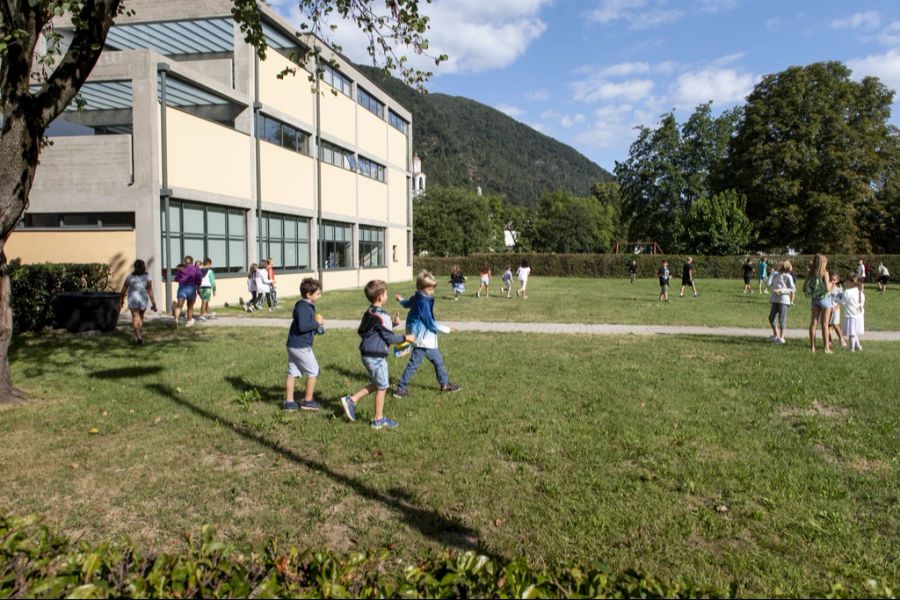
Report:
8,0,414,306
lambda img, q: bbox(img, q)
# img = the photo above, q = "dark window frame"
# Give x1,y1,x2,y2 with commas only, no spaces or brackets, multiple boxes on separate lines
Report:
357,86,384,119
358,225,385,268
260,210,311,271
318,219,353,269
161,200,246,274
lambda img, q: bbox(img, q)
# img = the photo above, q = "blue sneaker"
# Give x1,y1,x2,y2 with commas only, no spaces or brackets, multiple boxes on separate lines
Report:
340,395,357,421
299,399,321,411
370,417,398,429
282,400,299,411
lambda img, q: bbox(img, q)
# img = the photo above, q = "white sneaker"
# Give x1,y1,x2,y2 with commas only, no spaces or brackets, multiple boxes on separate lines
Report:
209,312,217,319
185,318,195,327
776,337,786,345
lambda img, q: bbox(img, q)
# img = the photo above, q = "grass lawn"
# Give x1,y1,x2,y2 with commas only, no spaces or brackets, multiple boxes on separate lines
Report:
226,277,900,331
3,324,898,595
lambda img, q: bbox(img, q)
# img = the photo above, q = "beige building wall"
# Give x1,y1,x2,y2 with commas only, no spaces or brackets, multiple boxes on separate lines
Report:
320,269,361,291
258,53,315,124
356,109,388,161
388,168,408,224
387,128,407,170
260,143,316,210
7,230,136,288
388,227,410,282
357,178,388,221
165,108,252,199
320,165,356,215
319,90,356,145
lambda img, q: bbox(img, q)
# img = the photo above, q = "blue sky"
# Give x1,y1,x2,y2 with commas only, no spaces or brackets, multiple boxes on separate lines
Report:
270,0,900,173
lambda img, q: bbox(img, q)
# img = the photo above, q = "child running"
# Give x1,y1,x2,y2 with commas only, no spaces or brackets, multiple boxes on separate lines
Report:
245,264,259,312
449,265,466,301
828,272,847,348
340,280,415,429
501,265,513,298
198,257,216,321
658,260,671,302
119,259,157,344
172,256,202,327
283,278,324,411
841,273,866,351
393,271,461,398
476,264,491,298
516,259,531,299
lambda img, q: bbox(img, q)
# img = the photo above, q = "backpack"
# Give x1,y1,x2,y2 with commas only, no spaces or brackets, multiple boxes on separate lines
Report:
804,276,827,300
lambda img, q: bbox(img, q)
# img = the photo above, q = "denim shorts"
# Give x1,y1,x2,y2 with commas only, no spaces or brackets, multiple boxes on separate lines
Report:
362,355,390,390
812,296,833,310
287,346,319,377
177,284,198,301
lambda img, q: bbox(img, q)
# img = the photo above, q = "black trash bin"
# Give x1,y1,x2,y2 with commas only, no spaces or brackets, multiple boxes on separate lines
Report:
52,292,121,333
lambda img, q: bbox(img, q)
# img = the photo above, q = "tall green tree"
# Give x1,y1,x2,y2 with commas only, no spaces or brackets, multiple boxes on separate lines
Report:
413,187,503,256
525,191,615,253
673,190,756,255
728,62,895,253
590,180,623,239
0,0,440,402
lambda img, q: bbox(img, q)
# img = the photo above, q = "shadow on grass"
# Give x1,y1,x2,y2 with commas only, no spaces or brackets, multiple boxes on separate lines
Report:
145,381,493,558
91,365,165,379
224,375,284,403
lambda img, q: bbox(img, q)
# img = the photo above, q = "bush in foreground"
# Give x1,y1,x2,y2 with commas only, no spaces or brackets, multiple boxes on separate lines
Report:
1,514,894,598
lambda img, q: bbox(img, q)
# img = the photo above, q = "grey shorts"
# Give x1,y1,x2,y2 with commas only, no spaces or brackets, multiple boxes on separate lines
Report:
362,355,390,390
286,346,319,378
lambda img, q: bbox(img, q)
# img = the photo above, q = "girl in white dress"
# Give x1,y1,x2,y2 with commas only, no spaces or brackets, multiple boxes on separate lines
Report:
841,273,865,352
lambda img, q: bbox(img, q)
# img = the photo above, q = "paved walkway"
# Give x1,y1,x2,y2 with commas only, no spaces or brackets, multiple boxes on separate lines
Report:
153,315,900,341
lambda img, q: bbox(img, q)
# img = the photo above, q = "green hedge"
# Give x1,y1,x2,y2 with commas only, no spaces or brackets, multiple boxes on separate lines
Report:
1,514,893,598
414,254,900,281
8,261,111,333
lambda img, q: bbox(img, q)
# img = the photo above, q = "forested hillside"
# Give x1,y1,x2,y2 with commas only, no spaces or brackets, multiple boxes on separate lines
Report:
357,65,613,207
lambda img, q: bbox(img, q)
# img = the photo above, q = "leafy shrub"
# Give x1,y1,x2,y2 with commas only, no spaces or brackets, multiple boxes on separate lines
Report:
8,261,111,333
414,254,900,282
0,514,893,598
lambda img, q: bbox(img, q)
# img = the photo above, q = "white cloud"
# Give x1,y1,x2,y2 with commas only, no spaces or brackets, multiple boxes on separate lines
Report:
600,61,651,77
273,0,552,76
830,11,882,31
525,89,550,101
540,109,560,119
695,0,739,13
765,17,782,32
573,78,655,103
561,114,586,128
871,21,900,46
588,0,684,29
848,48,900,93
496,103,526,119
572,104,642,149
669,68,755,108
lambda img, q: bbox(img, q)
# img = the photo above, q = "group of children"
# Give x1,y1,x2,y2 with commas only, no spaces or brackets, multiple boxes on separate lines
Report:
245,258,278,312
449,260,531,300
284,271,462,429
804,254,867,353
656,257,698,301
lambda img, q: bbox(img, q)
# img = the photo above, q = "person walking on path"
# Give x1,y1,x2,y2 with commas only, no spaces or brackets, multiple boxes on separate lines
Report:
804,253,834,353
679,257,698,297
120,259,157,343
173,256,202,328
198,257,216,321
757,257,769,294
766,260,795,344
340,280,415,429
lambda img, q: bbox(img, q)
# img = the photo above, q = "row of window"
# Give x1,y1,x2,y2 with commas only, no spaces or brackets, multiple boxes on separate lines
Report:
323,64,352,96
19,212,135,229
358,156,386,182
322,64,409,135
357,87,384,119
157,203,388,272
258,113,310,155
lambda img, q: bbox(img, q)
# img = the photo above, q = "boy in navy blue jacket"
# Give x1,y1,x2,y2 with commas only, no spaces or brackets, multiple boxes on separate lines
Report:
340,280,414,429
284,278,324,411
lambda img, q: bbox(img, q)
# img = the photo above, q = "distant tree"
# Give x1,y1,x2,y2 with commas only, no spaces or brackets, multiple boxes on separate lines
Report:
678,102,738,203
863,127,900,253
525,191,615,253
673,190,756,255
413,187,503,256
500,204,530,251
0,0,441,403
728,62,895,253
590,180,623,239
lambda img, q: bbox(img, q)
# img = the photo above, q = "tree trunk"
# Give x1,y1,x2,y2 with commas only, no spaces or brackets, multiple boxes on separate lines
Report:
0,247,26,404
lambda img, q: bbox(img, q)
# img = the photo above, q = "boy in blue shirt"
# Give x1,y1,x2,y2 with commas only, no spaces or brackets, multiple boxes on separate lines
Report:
392,271,461,398
340,280,415,429
283,278,324,411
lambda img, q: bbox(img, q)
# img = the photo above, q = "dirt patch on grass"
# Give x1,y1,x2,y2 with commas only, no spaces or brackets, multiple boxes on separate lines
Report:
778,400,848,419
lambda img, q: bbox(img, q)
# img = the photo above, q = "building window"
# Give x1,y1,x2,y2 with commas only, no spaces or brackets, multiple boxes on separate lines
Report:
260,211,310,270
161,200,245,273
359,226,385,268
319,220,352,269
357,86,384,119
19,212,135,229
257,114,310,155
388,109,408,134
358,156,386,182
323,64,352,96
319,139,358,171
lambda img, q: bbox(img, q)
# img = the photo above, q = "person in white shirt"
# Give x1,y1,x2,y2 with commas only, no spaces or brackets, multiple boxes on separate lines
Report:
876,262,890,294
766,260,796,344
841,273,866,351
515,260,531,299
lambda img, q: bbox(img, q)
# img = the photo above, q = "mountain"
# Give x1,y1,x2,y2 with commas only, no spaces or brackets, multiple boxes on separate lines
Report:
356,65,615,207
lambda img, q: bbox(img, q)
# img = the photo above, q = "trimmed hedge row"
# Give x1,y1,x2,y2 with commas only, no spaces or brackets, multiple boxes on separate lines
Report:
1,514,893,599
414,253,900,280
8,261,111,333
